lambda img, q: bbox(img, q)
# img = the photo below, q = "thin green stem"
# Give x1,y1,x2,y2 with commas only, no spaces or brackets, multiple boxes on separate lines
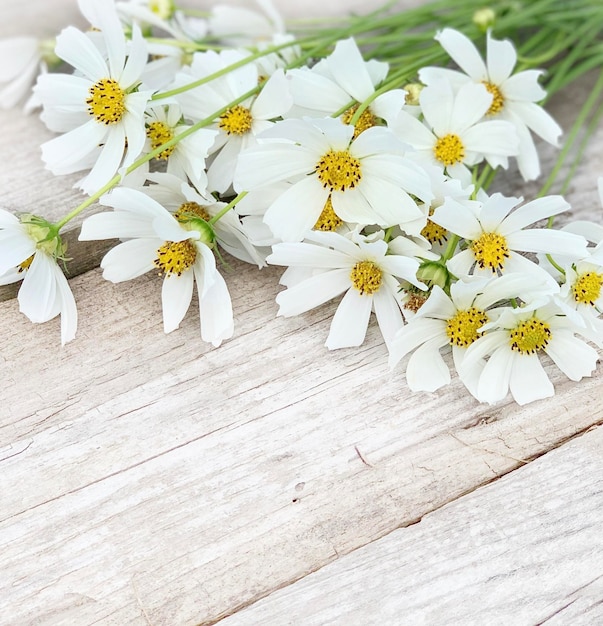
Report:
209,192,248,225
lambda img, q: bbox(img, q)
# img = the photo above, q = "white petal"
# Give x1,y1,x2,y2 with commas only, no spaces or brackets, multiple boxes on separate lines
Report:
507,229,588,259
79,210,156,240
498,195,569,234
0,229,36,275
327,38,385,102
545,331,599,381
436,28,487,81
463,120,519,157
41,120,107,174
476,345,514,404
326,288,372,349
275,269,350,317
162,271,193,333
53,261,78,345
79,124,125,193
451,82,493,133
431,197,481,240
508,353,553,405
264,176,327,242
486,32,516,84
55,26,107,82
251,69,292,120
406,337,451,392
502,70,546,102
509,101,562,145
388,317,447,368
373,286,404,347
119,24,147,88
267,241,351,269
420,80,454,137
198,270,234,347
18,252,56,323
100,238,159,282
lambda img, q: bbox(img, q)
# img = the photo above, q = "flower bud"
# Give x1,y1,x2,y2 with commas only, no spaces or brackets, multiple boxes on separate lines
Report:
473,8,496,31
403,82,424,106
416,260,450,290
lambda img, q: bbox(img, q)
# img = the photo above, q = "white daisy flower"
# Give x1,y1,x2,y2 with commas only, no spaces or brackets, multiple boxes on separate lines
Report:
431,193,588,284
208,0,285,47
234,117,433,242
390,79,519,185
78,187,233,346
266,230,427,350
0,211,77,345
285,37,407,133
419,28,562,181
141,172,268,267
0,37,56,110
34,0,152,194
388,273,555,394
173,52,293,193
461,297,599,405
138,103,217,190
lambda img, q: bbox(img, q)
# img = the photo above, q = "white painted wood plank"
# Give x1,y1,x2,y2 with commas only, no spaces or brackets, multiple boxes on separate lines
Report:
218,425,603,626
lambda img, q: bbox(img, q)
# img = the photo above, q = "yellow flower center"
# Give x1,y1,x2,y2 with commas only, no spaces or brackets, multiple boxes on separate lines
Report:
17,254,34,273
314,196,343,231
445,307,489,347
420,209,447,244
572,271,603,305
433,133,465,166
219,105,253,135
174,201,211,222
509,318,551,354
471,232,510,272
316,150,362,192
147,121,175,159
350,260,382,295
154,240,197,276
341,105,377,138
86,78,127,125
482,81,505,115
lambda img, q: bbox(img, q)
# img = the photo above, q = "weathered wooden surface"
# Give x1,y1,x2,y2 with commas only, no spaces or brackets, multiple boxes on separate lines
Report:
220,424,603,625
1,1,603,625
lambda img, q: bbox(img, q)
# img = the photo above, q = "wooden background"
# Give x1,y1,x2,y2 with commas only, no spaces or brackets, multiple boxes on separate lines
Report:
1,1,603,625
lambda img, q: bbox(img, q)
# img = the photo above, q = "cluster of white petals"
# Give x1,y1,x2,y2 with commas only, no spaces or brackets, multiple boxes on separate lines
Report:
2,0,602,406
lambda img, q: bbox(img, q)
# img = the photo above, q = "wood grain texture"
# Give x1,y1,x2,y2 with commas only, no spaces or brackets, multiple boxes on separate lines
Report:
1,1,603,625
219,425,603,626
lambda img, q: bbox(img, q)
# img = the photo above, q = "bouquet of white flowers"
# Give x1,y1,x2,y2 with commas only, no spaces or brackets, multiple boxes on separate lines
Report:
2,0,603,406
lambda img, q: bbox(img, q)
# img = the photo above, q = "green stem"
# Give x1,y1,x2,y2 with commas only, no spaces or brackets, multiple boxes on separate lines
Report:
209,192,248,225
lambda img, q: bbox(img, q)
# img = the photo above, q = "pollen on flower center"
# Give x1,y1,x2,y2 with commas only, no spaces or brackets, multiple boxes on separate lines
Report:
421,209,448,244
350,260,382,295
483,81,505,115
219,105,253,135
86,78,126,125
154,240,197,276
149,0,174,19
314,195,343,231
433,133,465,166
572,271,603,305
471,231,510,272
17,254,34,273
509,318,551,354
341,105,377,138
445,307,489,347
316,150,362,192
174,201,211,222
147,121,175,159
